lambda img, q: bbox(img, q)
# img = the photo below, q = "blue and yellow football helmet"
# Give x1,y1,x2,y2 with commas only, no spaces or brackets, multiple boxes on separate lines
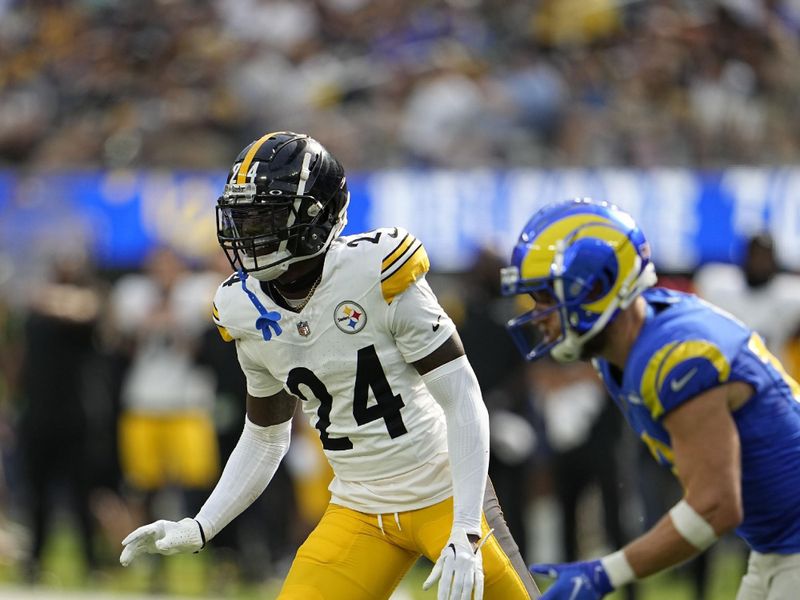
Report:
501,198,657,362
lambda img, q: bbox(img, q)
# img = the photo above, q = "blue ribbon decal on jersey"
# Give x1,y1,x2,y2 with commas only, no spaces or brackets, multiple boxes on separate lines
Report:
238,270,282,341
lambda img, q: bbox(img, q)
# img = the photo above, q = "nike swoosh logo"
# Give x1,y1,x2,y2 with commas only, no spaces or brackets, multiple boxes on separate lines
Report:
670,367,698,392
432,315,442,332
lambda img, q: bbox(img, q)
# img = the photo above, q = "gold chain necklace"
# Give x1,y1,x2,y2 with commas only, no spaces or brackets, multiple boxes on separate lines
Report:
273,273,322,312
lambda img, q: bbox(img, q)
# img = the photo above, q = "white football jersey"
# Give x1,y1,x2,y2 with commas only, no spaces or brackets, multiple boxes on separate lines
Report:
212,227,458,513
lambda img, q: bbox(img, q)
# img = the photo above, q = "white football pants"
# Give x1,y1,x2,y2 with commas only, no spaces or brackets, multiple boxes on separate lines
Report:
736,550,800,600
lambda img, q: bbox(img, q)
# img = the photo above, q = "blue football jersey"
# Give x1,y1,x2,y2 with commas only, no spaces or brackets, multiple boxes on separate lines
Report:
594,288,800,554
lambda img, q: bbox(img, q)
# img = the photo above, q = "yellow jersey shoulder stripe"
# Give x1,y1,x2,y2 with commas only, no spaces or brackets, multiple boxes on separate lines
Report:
382,232,414,273
381,239,429,304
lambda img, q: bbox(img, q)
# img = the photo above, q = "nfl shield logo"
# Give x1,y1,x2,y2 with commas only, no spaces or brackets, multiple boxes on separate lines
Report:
296,321,311,337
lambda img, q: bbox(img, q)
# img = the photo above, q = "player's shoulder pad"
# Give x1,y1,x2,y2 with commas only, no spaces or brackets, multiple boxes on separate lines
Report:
340,227,430,304
638,332,731,420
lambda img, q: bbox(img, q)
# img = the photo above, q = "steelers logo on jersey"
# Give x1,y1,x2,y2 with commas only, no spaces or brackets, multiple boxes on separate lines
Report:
334,301,367,334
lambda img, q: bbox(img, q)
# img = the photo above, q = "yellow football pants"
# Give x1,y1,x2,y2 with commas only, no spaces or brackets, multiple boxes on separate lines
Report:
278,481,540,599
119,411,219,491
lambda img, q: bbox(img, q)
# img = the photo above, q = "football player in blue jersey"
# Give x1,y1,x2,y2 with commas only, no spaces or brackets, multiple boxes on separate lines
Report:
501,198,800,599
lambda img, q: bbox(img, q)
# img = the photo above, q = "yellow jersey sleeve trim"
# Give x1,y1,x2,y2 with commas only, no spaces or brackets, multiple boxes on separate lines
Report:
640,339,730,419
216,325,234,342
656,340,730,391
212,301,233,341
381,241,429,304
640,341,678,419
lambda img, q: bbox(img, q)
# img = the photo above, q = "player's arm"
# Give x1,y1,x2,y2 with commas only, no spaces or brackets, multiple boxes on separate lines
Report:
192,390,296,538
383,233,489,538
412,333,493,599
382,231,490,598
619,382,744,577
531,382,747,598
120,390,296,566
413,332,489,541
412,332,465,373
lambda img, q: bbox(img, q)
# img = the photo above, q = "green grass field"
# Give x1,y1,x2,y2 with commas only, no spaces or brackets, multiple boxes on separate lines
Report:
0,522,746,599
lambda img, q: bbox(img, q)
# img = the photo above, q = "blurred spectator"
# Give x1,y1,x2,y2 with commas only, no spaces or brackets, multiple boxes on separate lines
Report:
16,251,103,582
109,246,219,587
0,291,25,569
1,1,800,169
529,359,637,599
694,232,800,358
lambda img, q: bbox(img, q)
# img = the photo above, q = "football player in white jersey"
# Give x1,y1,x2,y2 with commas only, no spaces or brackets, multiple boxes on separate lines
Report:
119,131,539,600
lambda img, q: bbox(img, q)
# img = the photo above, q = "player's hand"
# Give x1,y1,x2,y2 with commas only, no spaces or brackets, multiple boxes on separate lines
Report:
423,527,493,600
119,518,204,566
530,560,613,600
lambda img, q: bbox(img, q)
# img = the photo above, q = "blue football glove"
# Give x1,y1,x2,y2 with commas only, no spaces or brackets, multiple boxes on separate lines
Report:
530,559,614,600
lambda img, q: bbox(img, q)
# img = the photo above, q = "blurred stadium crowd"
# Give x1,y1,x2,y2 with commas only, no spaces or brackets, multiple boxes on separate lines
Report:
2,0,800,171
2,0,800,598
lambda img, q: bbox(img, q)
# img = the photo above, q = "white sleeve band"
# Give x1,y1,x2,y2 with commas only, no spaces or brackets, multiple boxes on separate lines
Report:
421,355,489,536
669,499,718,551
601,549,636,588
194,416,291,540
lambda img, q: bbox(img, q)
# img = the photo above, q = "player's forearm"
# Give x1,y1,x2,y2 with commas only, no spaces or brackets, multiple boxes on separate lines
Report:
621,510,703,579
622,493,733,582
422,355,490,535
195,417,291,539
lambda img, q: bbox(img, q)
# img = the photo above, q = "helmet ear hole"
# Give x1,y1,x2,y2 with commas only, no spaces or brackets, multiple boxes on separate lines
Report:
584,278,606,303
298,225,327,254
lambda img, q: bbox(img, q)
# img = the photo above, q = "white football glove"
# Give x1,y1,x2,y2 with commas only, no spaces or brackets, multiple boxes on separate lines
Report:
423,527,493,600
119,517,205,567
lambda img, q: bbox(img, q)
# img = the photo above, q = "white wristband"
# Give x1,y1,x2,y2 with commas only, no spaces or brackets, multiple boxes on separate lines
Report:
601,550,636,588
669,499,718,550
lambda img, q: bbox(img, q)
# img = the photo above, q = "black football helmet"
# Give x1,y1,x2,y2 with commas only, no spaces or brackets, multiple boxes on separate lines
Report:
216,131,350,280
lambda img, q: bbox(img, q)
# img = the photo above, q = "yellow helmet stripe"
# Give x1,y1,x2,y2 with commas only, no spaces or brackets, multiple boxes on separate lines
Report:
576,223,636,314
236,131,287,184
520,214,614,280
520,213,637,314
